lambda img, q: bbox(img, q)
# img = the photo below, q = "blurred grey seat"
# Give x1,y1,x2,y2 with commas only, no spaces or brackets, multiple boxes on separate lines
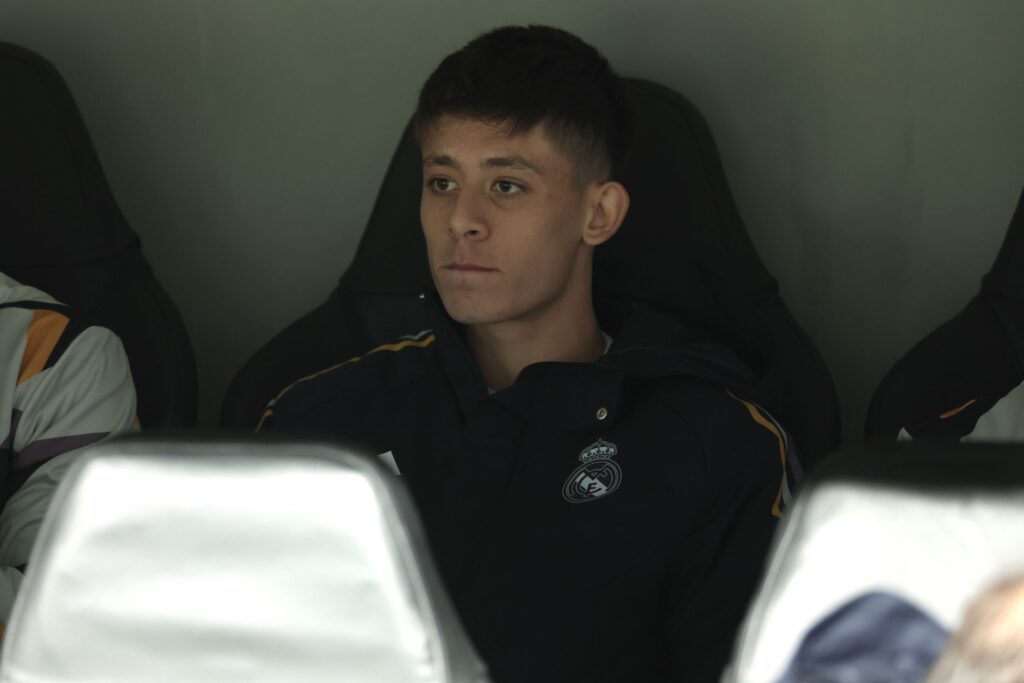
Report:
0,439,489,683
724,442,1024,683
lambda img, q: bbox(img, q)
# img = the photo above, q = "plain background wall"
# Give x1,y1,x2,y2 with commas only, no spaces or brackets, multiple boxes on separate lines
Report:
2,1,1022,436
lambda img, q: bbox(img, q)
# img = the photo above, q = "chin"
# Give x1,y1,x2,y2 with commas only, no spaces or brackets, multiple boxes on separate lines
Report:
437,290,508,326
442,303,501,326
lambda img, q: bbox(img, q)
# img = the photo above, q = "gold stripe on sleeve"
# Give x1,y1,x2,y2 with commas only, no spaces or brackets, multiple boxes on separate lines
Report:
255,334,437,432
939,399,977,420
727,389,788,519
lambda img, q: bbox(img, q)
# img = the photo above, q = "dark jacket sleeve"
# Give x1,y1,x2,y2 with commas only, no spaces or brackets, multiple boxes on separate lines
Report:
665,387,793,682
253,348,414,458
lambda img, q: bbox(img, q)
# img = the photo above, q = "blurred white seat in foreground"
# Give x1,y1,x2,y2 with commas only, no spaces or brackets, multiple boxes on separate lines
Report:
725,442,1024,683
0,439,489,683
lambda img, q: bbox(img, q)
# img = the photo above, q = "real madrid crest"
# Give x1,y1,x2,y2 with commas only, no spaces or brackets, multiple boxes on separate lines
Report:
562,439,622,503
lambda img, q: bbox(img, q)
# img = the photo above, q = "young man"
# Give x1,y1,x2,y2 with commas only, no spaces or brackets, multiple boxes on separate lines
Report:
0,272,137,630
260,25,793,682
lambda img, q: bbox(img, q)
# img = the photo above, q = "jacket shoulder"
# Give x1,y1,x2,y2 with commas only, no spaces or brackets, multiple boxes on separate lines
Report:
257,330,437,430
643,375,794,514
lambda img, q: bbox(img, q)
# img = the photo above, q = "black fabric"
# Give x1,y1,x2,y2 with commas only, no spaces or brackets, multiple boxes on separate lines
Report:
0,42,136,265
984,186,1024,363
261,292,791,683
985,184,1024,298
0,302,71,313
0,42,197,428
223,78,839,468
866,186,1024,440
43,309,88,372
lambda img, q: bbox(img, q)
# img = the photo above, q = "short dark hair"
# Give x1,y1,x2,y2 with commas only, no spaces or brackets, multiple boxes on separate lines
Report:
414,25,632,188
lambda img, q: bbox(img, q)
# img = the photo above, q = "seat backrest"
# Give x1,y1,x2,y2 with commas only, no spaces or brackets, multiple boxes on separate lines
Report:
724,442,1024,683
0,439,489,683
222,78,840,468
0,41,197,428
866,185,1024,440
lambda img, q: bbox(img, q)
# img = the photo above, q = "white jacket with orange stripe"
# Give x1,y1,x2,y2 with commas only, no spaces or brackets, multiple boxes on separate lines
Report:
0,272,137,624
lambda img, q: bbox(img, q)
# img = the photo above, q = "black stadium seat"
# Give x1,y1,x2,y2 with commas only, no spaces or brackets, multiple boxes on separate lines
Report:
222,78,840,469
866,186,1024,440
0,42,197,428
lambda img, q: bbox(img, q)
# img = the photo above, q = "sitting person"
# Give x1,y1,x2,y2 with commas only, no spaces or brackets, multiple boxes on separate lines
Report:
871,187,1024,444
954,383,1023,442
0,272,137,629
259,25,794,683
894,379,1024,442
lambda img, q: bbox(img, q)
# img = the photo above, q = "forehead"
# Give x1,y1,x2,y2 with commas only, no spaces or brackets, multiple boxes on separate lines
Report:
420,115,571,174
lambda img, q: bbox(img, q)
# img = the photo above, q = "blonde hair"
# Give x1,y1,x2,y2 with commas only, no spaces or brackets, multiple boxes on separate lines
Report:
926,574,1024,683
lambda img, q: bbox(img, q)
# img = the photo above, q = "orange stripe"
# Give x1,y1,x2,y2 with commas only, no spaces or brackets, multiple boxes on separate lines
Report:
255,334,437,431
939,399,977,420
18,310,69,386
727,389,787,518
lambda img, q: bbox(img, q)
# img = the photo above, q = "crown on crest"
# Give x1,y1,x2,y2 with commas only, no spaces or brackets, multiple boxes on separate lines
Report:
580,439,618,463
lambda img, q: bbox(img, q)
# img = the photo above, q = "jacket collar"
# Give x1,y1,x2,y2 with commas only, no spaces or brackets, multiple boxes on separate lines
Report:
420,290,755,428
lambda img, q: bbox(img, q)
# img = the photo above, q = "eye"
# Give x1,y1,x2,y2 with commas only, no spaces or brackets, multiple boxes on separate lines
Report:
428,177,459,193
493,180,524,196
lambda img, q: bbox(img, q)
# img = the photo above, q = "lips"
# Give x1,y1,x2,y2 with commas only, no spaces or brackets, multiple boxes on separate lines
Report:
445,263,497,272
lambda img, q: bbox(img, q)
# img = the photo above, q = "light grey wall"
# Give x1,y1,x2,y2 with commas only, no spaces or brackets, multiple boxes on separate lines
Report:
2,1,1023,435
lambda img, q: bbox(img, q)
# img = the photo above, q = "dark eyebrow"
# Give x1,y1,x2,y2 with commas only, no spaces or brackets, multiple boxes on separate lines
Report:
423,154,460,169
482,156,543,175
423,154,542,176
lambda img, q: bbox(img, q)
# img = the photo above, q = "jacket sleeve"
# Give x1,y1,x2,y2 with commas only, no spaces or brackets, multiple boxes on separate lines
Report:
0,324,138,620
666,389,795,683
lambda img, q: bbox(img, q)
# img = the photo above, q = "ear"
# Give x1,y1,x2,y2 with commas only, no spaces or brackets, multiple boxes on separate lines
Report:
582,181,630,246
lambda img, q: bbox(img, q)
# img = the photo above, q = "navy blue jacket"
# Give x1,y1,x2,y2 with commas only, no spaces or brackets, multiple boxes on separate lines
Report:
260,292,795,683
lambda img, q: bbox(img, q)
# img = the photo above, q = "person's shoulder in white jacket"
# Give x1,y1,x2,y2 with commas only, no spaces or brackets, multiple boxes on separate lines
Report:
0,272,137,627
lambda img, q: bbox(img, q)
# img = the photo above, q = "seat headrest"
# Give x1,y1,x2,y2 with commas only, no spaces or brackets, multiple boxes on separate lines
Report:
1,440,488,683
725,442,1024,683
0,41,137,267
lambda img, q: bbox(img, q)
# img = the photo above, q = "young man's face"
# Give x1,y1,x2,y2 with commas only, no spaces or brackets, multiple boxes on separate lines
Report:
419,115,594,328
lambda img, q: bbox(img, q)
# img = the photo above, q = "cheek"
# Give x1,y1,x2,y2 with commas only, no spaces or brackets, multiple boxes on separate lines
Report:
511,226,580,287
420,203,448,254
419,195,437,232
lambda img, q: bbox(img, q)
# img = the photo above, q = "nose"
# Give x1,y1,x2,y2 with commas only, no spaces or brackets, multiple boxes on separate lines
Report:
448,189,489,240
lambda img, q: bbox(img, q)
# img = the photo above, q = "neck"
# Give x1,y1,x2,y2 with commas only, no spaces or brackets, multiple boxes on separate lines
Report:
465,275,606,392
